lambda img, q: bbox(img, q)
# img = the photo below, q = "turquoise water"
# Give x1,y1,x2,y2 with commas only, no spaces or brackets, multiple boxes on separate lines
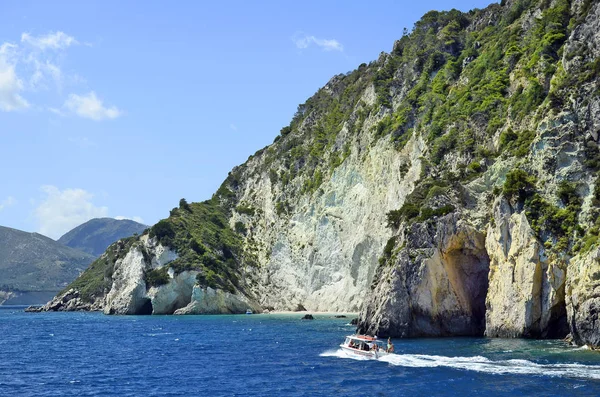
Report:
1,306,600,396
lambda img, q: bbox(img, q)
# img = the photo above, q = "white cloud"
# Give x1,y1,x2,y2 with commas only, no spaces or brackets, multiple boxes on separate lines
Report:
64,91,122,121
115,215,145,224
34,185,108,239
21,31,78,51
20,32,75,91
27,56,62,91
230,123,238,131
0,43,29,111
0,31,121,118
0,196,16,212
292,33,343,52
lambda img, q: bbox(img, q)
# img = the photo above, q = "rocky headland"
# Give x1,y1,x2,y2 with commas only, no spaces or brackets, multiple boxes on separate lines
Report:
36,0,600,348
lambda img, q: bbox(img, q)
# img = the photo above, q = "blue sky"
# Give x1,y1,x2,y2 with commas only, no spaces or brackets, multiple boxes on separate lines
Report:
0,0,496,239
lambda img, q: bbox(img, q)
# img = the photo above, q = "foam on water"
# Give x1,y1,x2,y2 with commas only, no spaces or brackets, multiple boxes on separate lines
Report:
322,349,600,380
320,349,371,361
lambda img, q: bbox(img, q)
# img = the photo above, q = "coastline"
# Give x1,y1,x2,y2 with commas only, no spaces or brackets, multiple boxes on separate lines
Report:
256,310,358,318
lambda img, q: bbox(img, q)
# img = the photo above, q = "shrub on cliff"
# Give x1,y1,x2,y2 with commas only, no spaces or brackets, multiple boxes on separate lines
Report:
145,268,170,287
234,221,247,235
419,205,455,221
502,168,536,202
235,204,256,216
149,220,176,246
179,198,191,212
189,239,206,255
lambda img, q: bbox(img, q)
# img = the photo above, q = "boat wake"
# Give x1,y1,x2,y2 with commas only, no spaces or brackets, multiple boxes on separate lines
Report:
320,349,371,361
321,349,600,380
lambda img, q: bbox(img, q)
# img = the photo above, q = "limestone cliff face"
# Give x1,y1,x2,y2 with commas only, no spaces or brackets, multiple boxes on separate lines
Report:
42,0,600,348
40,234,262,315
174,286,262,315
237,133,425,311
358,214,489,337
102,236,263,315
358,0,600,345
103,236,178,314
485,197,568,338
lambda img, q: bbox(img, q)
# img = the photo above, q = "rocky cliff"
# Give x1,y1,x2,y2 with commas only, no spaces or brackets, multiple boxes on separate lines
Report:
41,0,600,347
358,0,600,345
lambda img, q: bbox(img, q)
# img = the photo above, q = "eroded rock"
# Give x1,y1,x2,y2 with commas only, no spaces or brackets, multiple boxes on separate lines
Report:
27,288,103,312
358,214,490,337
174,286,261,314
485,197,568,338
566,247,600,347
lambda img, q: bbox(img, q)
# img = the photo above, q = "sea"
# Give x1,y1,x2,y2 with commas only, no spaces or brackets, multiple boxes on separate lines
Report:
2,306,600,396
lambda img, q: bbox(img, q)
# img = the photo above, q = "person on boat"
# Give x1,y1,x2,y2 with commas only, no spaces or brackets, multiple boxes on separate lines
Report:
387,337,394,353
371,343,378,352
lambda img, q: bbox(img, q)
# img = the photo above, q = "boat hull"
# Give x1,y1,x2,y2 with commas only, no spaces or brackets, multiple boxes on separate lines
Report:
340,345,387,359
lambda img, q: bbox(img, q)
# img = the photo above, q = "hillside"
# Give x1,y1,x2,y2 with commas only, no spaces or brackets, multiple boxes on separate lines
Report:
58,218,148,257
0,226,95,304
44,0,600,347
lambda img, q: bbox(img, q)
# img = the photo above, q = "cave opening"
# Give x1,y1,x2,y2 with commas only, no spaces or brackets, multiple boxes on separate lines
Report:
137,298,153,315
442,246,490,336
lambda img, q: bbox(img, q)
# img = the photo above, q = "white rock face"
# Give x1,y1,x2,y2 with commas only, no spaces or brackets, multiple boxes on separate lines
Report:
99,234,263,315
103,246,149,315
103,238,178,315
485,198,567,338
147,271,197,314
175,286,261,314
238,131,425,312
147,236,178,268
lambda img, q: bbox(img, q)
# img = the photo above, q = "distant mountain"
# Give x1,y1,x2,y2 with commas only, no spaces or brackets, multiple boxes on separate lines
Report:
0,226,95,304
58,218,148,257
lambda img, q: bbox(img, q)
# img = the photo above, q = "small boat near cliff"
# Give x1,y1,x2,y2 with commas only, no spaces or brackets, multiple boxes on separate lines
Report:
246,309,253,314
340,334,389,359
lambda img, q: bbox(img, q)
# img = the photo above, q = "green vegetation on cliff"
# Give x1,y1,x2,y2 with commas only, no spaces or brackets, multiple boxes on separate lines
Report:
61,237,137,302
370,0,598,274
147,189,251,292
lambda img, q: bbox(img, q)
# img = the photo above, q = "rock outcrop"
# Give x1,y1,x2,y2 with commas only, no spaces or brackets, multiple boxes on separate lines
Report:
103,243,153,315
358,214,489,337
566,247,600,347
0,291,14,305
358,0,600,346
174,286,262,315
242,134,425,312
100,235,261,315
485,197,568,338
26,289,103,312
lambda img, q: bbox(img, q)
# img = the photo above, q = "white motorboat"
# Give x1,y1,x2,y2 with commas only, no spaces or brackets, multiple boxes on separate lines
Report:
340,334,389,359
